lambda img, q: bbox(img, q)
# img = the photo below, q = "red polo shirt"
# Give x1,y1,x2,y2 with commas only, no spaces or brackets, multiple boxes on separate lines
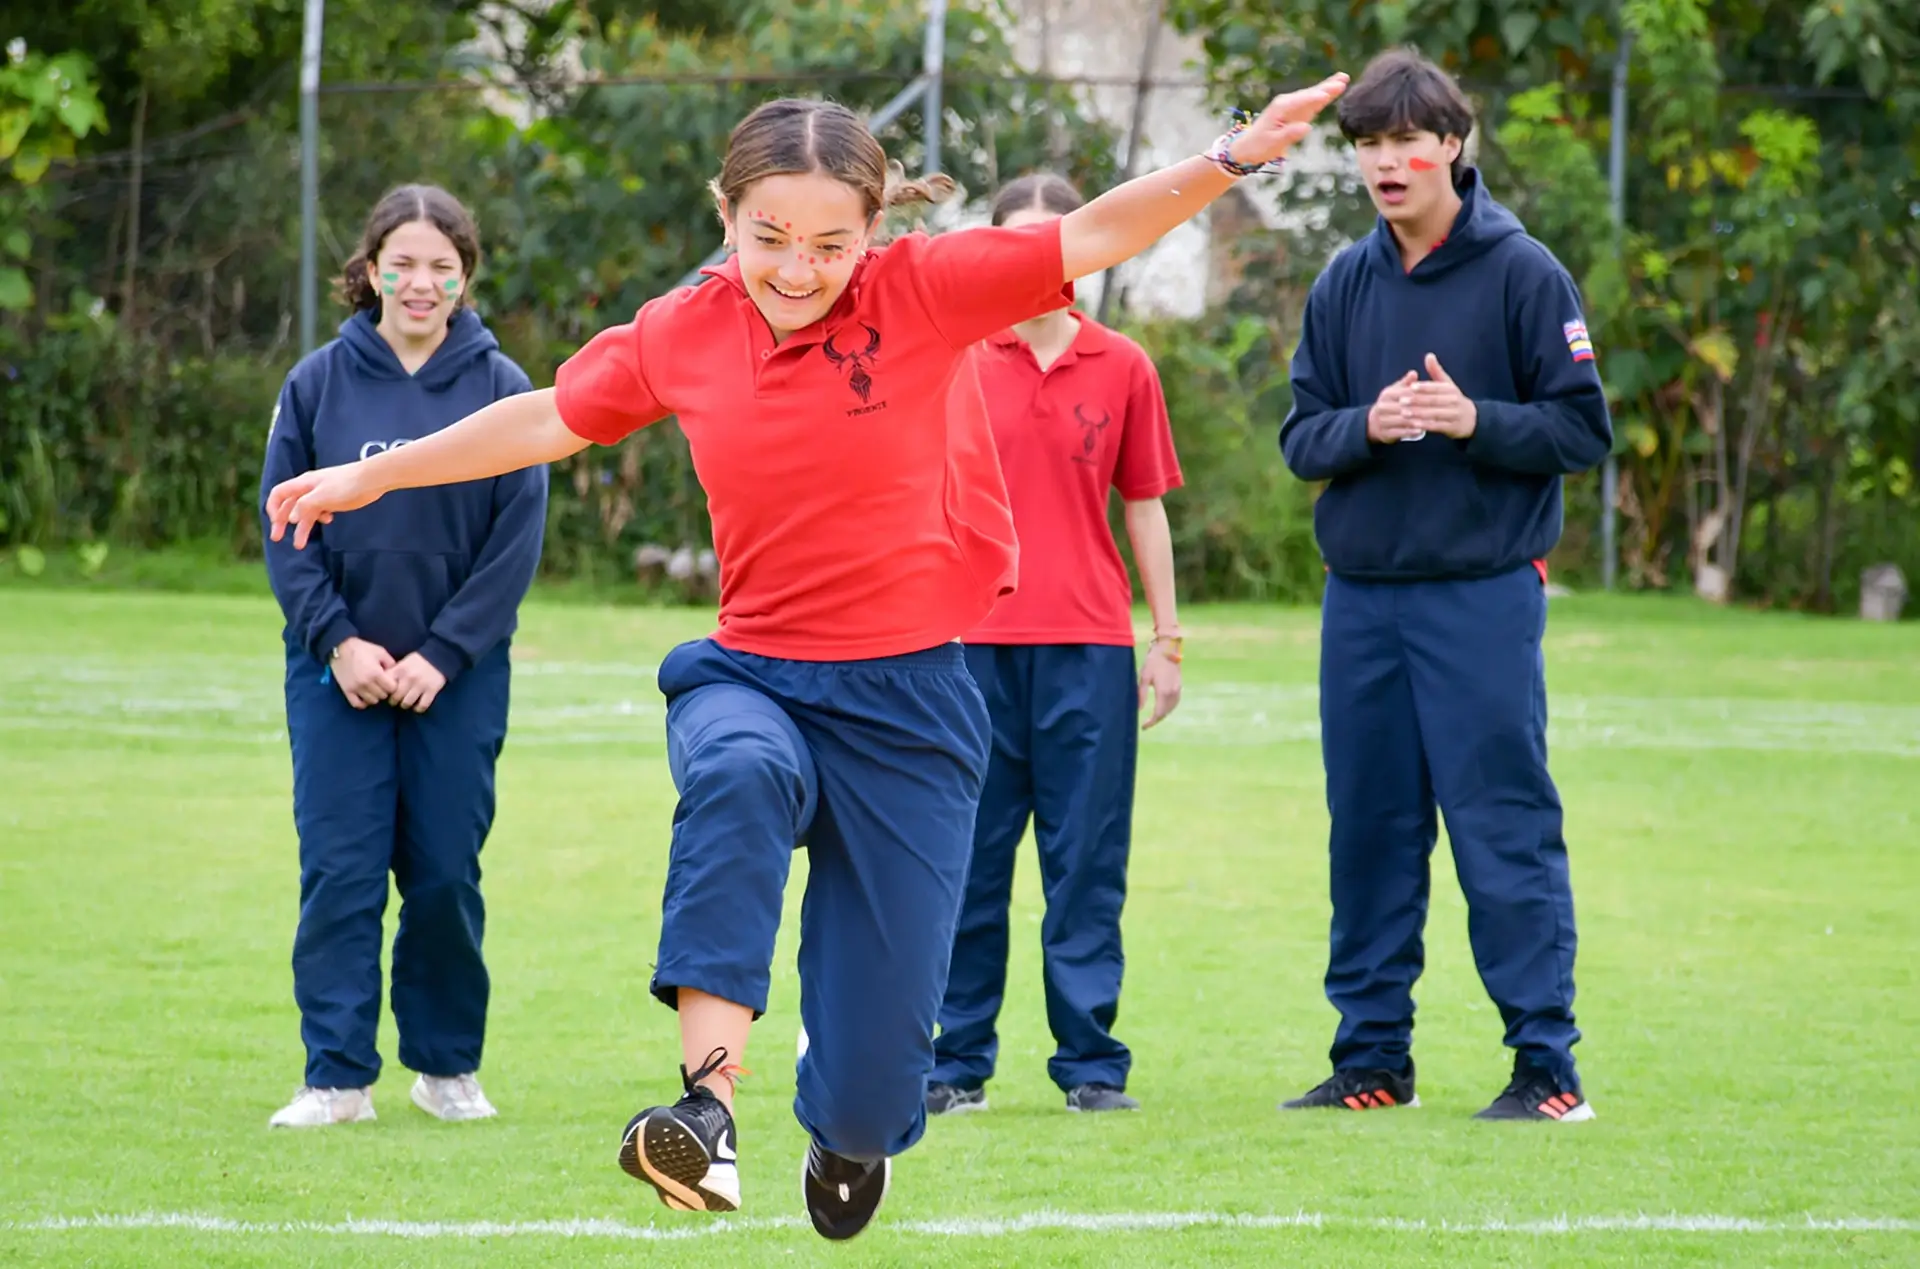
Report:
552,219,1073,661
965,314,1183,646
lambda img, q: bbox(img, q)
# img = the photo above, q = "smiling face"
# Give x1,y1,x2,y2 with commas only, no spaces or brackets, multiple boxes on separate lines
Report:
368,219,465,341
724,172,879,340
1354,127,1463,226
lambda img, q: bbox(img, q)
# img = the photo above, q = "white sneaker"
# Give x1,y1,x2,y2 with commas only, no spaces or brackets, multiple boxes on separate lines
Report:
411,1073,498,1121
268,1085,375,1128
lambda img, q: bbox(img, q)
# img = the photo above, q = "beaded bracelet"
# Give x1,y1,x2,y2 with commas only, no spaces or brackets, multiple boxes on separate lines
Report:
1201,107,1287,178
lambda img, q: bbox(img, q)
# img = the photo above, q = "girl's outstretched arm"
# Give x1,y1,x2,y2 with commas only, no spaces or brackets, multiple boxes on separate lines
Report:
1059,73,1348,282
267,388,589,549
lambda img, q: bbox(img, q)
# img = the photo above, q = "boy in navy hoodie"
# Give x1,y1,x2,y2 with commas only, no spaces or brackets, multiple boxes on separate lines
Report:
260,185,546,1128
1278,50,1611,1121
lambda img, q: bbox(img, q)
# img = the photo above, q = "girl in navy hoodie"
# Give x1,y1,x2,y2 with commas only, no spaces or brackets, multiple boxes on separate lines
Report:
260,184,547,1129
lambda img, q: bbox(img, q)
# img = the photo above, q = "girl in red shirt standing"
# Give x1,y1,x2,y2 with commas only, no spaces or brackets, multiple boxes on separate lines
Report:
927,174,1184,1119
267,75,1346,1240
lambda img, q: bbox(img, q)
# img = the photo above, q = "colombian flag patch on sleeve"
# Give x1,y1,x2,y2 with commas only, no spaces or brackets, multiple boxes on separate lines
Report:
1563,319,1595,363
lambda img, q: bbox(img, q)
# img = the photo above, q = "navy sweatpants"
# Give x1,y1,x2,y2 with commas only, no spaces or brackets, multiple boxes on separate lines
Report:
652,638,990,1163
932,644,1137,1093
284,642,510,1089
1319,566,1580,1083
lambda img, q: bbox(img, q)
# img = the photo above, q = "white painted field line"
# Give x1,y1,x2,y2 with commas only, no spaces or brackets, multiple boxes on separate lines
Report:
6,1210,1915,1240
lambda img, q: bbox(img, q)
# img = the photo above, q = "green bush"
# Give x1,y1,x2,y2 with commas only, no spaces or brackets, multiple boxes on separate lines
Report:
1,301,1343,601
1123,312,1325,604
0,316,283,551
11,303,1894,609
0,308,712,583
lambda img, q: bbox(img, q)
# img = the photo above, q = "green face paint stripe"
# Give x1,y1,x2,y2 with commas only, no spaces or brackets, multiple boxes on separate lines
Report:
444,279,460,292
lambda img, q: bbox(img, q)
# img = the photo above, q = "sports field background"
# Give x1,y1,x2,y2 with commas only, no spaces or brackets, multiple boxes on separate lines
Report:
2,582,1916,1266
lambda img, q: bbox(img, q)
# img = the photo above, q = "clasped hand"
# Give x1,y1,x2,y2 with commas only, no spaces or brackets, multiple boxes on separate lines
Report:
1367,354,1478,444
331,638,447,713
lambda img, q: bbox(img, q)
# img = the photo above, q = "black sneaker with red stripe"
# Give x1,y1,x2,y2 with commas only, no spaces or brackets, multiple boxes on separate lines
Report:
1474,1059,1594,1122
1279,1060,1419,1111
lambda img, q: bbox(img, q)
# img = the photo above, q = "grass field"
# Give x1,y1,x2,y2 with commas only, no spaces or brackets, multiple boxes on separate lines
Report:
2,582,1916,1267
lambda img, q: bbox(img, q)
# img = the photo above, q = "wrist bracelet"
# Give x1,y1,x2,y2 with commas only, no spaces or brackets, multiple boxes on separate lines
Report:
1201,108,1286,178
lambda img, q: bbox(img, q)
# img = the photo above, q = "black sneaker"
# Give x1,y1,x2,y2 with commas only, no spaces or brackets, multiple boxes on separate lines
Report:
1475,1060,1594,1122
802,1140,890,1240
618,1047,741,1212
1280,1060,1419,1110
1065,1083,1139,1112
926,1082,988,1115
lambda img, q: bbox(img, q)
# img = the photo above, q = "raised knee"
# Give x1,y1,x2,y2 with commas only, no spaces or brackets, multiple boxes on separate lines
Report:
688,730,806,803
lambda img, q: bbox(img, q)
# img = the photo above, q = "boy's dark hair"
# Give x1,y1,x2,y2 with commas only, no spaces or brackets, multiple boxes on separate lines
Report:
1335,48,1476,183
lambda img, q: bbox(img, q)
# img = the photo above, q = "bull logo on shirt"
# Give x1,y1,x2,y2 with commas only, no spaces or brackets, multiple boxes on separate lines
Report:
822,323,882,404
1071,404,1111,465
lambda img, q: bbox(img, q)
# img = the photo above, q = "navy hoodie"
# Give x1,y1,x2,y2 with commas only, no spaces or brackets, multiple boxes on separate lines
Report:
260,307,547,682
1279,169,1613,580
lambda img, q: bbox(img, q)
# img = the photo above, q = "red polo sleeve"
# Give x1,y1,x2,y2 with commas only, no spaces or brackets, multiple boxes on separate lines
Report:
1114,343,1183,501
907,219,1074,350
554,301,671,445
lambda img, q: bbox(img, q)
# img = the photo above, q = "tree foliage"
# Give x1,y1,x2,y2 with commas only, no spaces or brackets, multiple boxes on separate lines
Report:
0,39,107,310
0,0,1126,582
4,0,1914,611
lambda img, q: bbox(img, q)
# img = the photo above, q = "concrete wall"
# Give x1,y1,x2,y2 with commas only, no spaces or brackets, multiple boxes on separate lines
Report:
979,0,1354,317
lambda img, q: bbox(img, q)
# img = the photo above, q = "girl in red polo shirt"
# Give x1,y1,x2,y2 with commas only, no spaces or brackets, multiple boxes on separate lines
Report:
927,173,1183,1119
266,74,1345,1241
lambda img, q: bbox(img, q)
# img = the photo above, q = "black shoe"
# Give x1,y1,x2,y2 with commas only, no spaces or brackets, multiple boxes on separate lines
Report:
1475,1059,1594,1122
926,1082,988,1115
802,1140,890,1240
1280,1060,1419,1110
1065,1083,1139,1112
618,1047,741,1212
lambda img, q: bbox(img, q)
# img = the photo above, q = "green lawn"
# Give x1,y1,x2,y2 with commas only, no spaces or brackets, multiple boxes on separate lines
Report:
1,584,1916,1267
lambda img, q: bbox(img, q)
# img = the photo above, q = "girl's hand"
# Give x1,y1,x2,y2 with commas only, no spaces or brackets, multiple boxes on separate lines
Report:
1227,73,1350,168
267,464,381,550
1139,639,1184,730
332,637,398,710
387,652,449,713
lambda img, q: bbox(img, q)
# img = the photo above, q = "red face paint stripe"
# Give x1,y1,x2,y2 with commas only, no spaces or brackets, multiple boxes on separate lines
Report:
1409,157,1439,171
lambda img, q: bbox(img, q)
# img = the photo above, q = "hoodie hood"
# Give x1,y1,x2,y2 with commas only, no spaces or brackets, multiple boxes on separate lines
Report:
1366,168,1525,282
338,306,502,391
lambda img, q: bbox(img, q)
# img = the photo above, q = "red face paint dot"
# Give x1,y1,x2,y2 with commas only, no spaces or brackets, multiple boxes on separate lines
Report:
1408,157,1439,172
